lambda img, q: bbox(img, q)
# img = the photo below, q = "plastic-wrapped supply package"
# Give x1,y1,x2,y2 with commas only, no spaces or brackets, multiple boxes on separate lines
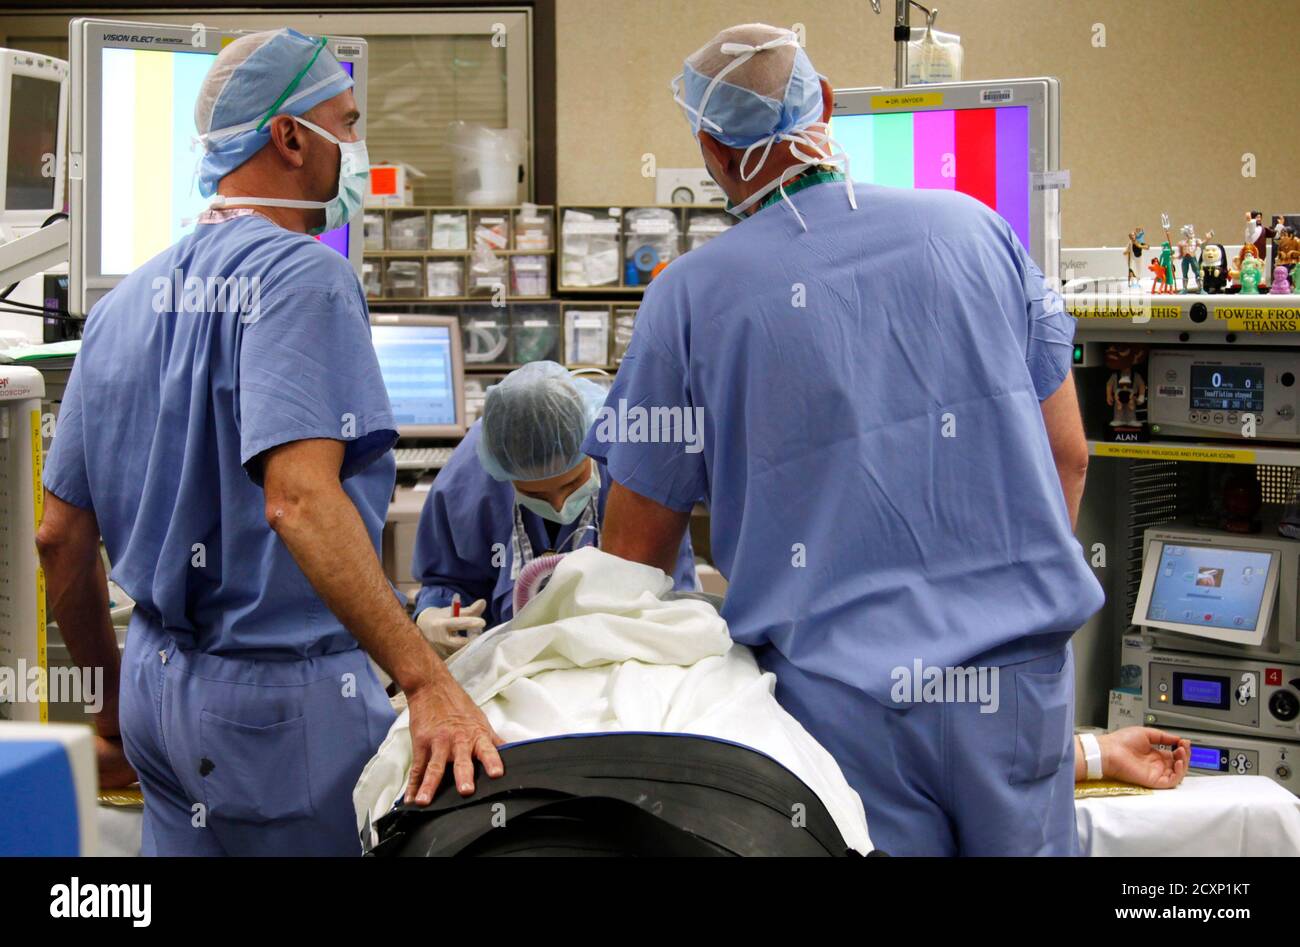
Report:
431,211,469,250
623,207,681,286
389,211,428,251
385,259,423,298
362,260,382,298
561,208,621,287
565,307,611,366
462,305,510,365
468,246,508,298
463,373,505,426
613,305,638,362
510,255,550,297
511,304,561,364
447,122,524,206
514,204,553,251
907,25,963,84
685,210,733,251
472,212,511,252
364,212,385,251
426,260,464,299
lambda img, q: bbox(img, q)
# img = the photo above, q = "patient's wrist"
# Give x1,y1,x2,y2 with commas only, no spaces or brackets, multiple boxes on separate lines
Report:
1080,732,1104,781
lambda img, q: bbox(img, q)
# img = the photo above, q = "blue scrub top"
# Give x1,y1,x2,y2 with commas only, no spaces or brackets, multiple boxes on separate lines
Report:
43,214,397,659
582,180,1104,703
412,422,698,627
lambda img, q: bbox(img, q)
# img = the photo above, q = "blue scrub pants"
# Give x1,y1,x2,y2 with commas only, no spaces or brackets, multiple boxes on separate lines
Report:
760,641,1078,856
119,614,396,856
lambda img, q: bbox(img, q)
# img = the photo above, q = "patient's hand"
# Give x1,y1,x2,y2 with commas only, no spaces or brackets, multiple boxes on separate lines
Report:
96,735,138,790
404,671,504,806
1100,727,1190,789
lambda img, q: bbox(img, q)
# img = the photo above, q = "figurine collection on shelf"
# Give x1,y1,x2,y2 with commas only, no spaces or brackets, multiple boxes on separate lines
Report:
1122,210,1298,295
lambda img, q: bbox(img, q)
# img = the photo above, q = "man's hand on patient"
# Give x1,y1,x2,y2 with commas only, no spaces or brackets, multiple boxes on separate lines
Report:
404,663,504,805
96,735,138,790
1098,726,1191,789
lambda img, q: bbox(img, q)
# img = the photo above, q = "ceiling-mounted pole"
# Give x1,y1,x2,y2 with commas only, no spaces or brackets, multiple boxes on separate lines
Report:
882,0,936,88
895,0,910,88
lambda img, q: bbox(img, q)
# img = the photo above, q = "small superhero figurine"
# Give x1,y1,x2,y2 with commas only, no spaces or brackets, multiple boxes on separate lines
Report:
1200,242,1229,293
1125,228,1149,287
1105,343,1148,432
1176,224,1205,292
1269,265,1293,294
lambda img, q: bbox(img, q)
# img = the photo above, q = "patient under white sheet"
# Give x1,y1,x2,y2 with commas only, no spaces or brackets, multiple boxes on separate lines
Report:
354,547,873,854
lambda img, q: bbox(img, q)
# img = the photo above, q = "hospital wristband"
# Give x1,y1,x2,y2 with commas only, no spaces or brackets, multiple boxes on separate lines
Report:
1079,732,1103,781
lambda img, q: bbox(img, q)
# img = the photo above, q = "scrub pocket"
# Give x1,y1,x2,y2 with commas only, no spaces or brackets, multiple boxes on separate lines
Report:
199,710,314,822
1009,650,1073,785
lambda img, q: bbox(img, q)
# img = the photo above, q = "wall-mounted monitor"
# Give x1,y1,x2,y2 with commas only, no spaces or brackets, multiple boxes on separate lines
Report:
0,48,67,233
832,78,1061,279
67,18,367,315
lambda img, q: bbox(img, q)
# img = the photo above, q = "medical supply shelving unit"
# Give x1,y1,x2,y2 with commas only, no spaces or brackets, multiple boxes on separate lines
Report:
556,203,732,294
362,204,556,303
1064,290,1300,730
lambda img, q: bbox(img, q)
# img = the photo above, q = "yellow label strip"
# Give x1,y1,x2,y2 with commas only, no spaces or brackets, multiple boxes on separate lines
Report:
30,409,46,723
1093,442,1256,464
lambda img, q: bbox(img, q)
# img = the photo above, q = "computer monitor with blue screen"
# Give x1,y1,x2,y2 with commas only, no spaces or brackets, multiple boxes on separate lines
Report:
831,79,1060,278
67,19,367,315
1133,535,1282,649
370,314,467,438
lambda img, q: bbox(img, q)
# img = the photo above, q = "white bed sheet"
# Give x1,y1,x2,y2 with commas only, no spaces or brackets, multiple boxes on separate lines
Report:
354,547,874,853
1076,775,1300,856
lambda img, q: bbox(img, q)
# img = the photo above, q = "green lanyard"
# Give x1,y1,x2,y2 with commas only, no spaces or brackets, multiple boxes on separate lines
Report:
755,169,846,215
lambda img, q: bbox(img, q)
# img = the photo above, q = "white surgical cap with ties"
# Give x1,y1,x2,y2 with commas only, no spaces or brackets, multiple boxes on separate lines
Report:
671,23,856,230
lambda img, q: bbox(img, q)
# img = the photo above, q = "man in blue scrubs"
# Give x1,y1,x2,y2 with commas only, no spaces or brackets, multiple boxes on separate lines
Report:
584,24,1104,855
35,29,501,856
411,362,696,653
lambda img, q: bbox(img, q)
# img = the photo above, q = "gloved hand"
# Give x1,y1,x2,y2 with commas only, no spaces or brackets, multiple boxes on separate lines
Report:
415,599,487,657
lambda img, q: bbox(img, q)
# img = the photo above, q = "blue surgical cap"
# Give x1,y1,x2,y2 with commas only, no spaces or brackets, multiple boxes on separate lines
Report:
477,362,608,482
671,23,824,149
194,28,354,197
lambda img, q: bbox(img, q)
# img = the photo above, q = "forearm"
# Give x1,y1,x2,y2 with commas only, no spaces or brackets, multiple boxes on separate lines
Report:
601,480,691,575
1056,462,1087,530
36,493,121,735
268,481,444,693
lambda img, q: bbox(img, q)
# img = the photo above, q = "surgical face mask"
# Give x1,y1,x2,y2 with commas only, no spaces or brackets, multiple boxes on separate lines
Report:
208,116,368,235
515,465,600,525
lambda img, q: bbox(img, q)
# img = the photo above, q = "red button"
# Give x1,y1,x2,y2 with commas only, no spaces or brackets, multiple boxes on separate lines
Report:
1267,668,1283,686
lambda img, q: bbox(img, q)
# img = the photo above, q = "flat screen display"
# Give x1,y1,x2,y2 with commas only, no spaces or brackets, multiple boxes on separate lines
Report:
1189,744,1228,772
1146,543,1275,633
1190,364,1264,413
832,105,1031,252
371,324,458,429
98,46,352,275
7,74,60,210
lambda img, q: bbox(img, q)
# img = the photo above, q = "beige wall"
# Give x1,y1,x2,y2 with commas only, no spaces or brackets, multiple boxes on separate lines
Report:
556,0,1299,248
